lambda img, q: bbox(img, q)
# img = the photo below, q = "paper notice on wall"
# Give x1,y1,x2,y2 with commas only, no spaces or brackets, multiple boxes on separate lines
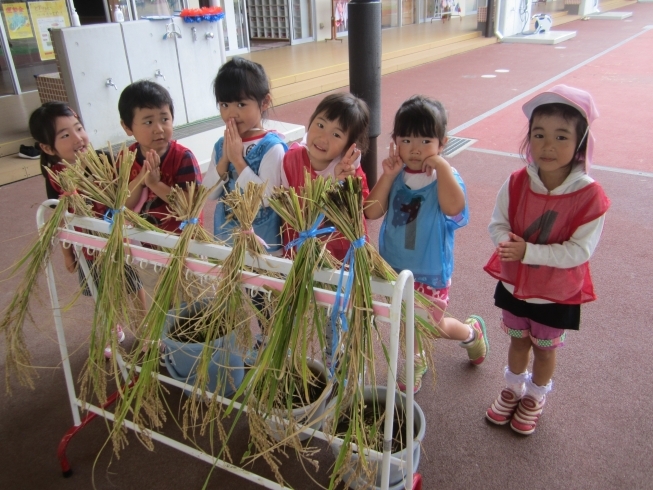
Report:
28,1,70,61
2,3,33,40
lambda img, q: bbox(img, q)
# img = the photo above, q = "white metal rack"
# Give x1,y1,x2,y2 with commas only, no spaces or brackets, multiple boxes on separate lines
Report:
247,0,291,40
39,201,421,490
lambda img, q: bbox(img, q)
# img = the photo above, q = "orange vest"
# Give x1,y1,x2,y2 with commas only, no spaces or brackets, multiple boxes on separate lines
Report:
484,167,610,304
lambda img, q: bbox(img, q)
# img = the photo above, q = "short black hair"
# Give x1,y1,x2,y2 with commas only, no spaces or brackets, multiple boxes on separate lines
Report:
520,102,589,167
308,92,370,154
213,57,270,109
392,95,448,146
118,80,175,129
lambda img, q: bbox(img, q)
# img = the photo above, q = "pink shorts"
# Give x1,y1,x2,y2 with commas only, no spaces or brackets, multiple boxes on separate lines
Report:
415,282,449,325
501,310,566,350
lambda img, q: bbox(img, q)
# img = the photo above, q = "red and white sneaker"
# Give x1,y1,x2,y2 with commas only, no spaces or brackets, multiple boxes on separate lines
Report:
510,395,546,435
486,388,522,425
104,324,126,359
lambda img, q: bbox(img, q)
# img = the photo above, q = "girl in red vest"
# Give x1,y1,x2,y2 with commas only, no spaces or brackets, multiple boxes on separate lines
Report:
484,85,610,435
281,92,370,261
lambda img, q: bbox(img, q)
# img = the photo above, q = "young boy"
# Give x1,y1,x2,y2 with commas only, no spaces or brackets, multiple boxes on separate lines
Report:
119,80,202,233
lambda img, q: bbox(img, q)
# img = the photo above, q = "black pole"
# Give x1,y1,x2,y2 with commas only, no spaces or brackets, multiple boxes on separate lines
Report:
348,0,381,188
485,0,495,38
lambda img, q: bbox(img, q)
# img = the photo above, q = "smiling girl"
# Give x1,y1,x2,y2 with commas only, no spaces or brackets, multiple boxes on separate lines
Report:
484,85,610,435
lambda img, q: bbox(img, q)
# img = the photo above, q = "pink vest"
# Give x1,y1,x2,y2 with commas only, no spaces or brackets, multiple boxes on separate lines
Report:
484,167,610,304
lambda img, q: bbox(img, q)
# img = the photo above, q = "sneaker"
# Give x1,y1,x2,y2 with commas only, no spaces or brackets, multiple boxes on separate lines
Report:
486,388,522,425
244,333,267,366
461,315,488,365
18,144,40,159
104,324,126,359
397,353,428,394
510,395,546,435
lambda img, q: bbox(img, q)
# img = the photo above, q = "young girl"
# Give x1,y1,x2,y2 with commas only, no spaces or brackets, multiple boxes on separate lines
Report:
203,57,287,253
365,95,488,394
29,102,147,358
484,85,609,435
281,92,370,261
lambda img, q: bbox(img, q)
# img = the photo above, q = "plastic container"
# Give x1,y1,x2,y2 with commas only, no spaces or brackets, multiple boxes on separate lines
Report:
160,300,244,398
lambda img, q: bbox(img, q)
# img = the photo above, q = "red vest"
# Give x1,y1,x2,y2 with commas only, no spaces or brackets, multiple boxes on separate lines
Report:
282,146,369,261
484,167,610,304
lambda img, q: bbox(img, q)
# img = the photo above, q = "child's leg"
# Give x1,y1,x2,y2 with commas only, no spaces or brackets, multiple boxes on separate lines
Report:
510,322,563,435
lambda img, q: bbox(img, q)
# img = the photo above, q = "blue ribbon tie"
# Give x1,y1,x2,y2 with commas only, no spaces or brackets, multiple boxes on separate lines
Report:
179,217,199,230
284,213,336,251
329,235,366,374
103,207,124,230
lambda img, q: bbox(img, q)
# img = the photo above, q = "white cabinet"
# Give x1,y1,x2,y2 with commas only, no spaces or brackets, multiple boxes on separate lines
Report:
248,0,291,40
51,24,132,148
172,18,222,122
121,20,188,125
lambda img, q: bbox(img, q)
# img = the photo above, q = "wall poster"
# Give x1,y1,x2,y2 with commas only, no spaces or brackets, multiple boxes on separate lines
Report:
27,0,70,61
2,2,33,39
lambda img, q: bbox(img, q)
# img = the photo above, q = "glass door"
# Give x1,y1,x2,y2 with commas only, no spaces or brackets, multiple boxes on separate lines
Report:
289,0,312,44
0,0,70,94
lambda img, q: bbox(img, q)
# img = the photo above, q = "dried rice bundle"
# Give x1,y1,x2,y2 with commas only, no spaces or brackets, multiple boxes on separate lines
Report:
223,176,337,485
0,167,93,393
110,182,215,454
180,183,269,450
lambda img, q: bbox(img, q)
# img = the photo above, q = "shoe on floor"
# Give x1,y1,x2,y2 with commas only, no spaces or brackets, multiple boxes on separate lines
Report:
104,324,126,359
461,315,488,365
486,388,522,425
397,353,428,394
18,144,40,159
510,395,546,435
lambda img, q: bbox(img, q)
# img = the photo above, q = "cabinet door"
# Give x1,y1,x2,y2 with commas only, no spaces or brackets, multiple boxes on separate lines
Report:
121,20,188,125
53,24,131,148
172,18,223,123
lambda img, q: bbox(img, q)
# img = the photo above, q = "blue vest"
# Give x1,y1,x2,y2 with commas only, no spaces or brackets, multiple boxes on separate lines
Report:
379,171,469,288
213,132,287,252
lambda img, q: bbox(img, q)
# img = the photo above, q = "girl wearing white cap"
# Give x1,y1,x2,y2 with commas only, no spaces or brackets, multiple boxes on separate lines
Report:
484,85,610,435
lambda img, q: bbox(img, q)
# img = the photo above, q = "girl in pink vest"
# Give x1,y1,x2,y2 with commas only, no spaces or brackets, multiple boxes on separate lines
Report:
484,85,610,435
281,92,370,261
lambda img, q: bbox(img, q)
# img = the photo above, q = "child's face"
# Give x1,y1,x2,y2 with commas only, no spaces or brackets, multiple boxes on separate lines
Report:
529,114,578,178
305,112,349,170
122,105,173,157
41,115,89,164
218,96,269,137
395,135,444,171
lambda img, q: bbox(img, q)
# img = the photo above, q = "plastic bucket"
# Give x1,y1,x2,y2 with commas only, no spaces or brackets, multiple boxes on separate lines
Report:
161,300,244,397
330,386,426,489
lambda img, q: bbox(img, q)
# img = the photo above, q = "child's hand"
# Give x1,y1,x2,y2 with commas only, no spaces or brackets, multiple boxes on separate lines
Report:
144,149,161,187
422,154,449,177
497,232,527,261
381,142,403,178
334,144,360,181
223,119,244,167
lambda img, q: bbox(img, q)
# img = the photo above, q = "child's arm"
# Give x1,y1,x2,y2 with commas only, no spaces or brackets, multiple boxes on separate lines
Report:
499,216,606,267
203,147,227,200
422,154,465,217
235,143,286,206
61,243,77,273
364,142,403,220
222,119,248,176
126,164,147,210
141,149,174,204
488,179,512,247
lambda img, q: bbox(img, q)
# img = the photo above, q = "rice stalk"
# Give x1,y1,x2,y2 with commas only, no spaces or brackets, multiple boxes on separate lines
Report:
0,168,93,393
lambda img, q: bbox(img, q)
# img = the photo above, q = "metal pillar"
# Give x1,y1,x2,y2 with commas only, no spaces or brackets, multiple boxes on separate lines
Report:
348,0,381,188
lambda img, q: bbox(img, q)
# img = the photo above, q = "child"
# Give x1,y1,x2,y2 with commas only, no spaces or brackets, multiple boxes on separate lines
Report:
484,85,609,435
281,92,370,261
365,95,488,394
28,102,146,358
202,57,287,253
119,80,202,233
